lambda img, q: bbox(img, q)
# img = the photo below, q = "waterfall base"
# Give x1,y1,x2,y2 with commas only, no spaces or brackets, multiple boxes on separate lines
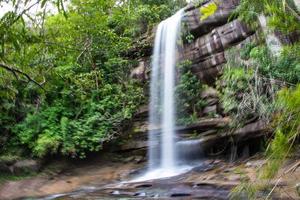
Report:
131,166,192,182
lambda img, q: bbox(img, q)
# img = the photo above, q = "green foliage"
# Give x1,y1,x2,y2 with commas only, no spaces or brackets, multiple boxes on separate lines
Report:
230,181,257,200
175,60,206,125
236,0,300,33
1,0,185,158
217,64,275,127
218,41,300,128
261,85,300,179
249,43,300,84
15,83,144,158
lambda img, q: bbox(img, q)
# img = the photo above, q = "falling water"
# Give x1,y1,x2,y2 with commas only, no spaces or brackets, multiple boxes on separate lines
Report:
134,9,192,182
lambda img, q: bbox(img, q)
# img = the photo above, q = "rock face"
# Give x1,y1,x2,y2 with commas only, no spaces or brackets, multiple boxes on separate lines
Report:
182,18,254,84
129,0,255,84
182,0,240,37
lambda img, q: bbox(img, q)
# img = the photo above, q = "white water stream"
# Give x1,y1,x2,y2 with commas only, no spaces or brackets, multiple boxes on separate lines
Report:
135,9,193,182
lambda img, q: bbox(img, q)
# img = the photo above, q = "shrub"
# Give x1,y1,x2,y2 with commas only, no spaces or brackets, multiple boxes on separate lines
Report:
175,60,206,125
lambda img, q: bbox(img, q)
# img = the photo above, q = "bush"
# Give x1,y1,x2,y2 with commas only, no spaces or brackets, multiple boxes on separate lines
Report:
175,60,206,125
249,43,300,84
15,83,144,158
261,85,300,179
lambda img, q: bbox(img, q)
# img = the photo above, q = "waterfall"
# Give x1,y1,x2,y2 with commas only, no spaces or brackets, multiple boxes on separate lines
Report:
150,8,183,172
134,9,192,182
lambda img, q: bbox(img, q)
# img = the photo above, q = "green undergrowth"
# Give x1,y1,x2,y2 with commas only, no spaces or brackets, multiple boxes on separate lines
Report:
175,60,207,125
228,42,300,199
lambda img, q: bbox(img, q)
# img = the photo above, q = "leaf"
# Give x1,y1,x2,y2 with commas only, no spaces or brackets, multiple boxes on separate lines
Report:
200,2,218,21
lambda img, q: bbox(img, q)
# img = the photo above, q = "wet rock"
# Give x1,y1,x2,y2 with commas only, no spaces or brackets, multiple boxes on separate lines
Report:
170,193,191,197
134,192,146,197
13,159,41,175
111,190,120,195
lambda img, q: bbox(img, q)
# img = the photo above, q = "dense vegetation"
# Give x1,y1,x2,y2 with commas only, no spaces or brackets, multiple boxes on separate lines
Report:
221,1,300,197
0,0,186,158
0,1,299,198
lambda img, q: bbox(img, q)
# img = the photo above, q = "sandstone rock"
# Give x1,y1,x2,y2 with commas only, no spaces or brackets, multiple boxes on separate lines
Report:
183,20,254,84
203,105,217,115
206,98,219,106
130,58,149,82
182,0,240,37
134,105,148,121
126,1,256,85
183,120,267,153
194,64,223,85
176,117,230,134
201,87,218,99
13,159,41,175
234,120,267,141
120,141,148,151
133,155,145,164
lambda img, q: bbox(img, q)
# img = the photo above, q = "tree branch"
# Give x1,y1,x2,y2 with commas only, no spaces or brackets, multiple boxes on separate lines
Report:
0,62,45,90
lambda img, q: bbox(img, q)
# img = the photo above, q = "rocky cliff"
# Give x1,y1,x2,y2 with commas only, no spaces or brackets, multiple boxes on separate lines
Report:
130,0,256,84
